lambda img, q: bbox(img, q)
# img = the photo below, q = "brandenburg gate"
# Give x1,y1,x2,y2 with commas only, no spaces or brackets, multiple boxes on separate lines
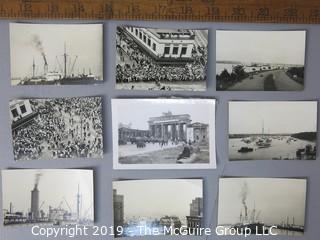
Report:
148,112,191,141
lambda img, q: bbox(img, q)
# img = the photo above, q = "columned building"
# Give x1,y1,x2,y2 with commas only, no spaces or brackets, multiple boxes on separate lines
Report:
148,112,191,141
186,122,209,143
124,26,195,62
118,124,150,144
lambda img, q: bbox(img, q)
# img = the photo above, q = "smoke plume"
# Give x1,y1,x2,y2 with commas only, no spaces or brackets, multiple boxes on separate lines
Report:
34,173,42,188
240,181,249,217
31,35,48,65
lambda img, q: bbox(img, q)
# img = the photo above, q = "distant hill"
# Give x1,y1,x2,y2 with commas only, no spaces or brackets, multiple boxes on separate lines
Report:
291,132,317,141
216,60,242,64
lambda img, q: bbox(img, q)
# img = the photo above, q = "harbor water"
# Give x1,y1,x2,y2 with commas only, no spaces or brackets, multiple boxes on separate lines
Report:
229,135,316,160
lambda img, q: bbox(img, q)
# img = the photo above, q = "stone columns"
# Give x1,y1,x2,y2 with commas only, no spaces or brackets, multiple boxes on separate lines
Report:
179,123,185,141
171,124,176,141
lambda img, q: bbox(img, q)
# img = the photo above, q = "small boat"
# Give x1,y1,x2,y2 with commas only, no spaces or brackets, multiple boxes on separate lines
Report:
238,147,254,153
256,138,271,148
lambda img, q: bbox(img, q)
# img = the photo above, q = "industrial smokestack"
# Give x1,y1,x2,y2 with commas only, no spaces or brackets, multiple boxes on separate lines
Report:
31,173,42,220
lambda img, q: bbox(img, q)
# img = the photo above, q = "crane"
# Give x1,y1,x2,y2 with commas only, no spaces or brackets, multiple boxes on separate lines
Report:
63,197,73,213
39,201,45,210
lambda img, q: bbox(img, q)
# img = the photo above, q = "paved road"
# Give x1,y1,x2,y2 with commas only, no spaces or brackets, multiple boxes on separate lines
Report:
273,70,304,91
228,69,303,91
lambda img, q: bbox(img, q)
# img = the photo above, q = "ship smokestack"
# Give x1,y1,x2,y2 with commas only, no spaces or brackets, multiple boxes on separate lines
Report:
240,181,249,221
43,54,48,74
31,173,42,220
31,35,48,75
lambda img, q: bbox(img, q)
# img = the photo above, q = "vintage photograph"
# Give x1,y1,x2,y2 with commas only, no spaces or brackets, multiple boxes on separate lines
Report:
113,179,203,237
10,97,103,161
10,23,103,85
112,99,216,169
218,178,307,236
229,101,317,160
116,26,208,91
2,169,94,226
216,30,306,91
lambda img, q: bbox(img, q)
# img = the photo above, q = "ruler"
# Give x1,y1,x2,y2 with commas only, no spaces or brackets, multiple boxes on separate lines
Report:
0,0,320,24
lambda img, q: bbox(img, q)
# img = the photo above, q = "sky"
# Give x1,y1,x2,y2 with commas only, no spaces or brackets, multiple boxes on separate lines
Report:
216,30,306,65
218,178,307,226
113,179,202,219
229,101,317,134
2,169,94,221
10,23,103,79
113,99,215,130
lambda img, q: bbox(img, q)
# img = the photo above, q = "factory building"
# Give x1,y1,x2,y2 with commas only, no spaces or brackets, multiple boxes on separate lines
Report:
124,26,195,62
30,183,40,220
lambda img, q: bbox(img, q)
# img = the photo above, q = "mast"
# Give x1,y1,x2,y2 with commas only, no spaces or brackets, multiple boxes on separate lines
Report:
77,184,80,221
32,58,35,78
64,42,67,78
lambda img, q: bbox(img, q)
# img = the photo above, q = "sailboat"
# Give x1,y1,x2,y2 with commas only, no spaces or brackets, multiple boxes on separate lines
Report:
256,121,271,148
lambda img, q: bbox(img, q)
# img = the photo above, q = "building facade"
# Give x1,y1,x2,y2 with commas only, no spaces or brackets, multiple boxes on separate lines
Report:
10,100,33,123
148,112,191,141
124,26,195,61
113,189,124,237
187,197,203,234
189,197,203,217
118,126,150,144
186,122,209,143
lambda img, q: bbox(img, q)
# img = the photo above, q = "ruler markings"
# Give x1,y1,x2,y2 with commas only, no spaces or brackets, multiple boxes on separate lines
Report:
0,0,319,23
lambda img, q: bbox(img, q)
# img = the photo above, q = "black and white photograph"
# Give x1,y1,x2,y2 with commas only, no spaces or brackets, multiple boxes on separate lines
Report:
10,23,103,85
112,99,216,169
217,178,307,236
216,30,306,91
2,169,94,226
229,101,317,160
113,179,203,237
10,97,103,161
116,26,208,91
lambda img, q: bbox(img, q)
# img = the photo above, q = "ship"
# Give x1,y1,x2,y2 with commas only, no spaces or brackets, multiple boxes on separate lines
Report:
233,203,268,235
255,121,272,148
238,147,254,153
19,43,100,85
277,216,304,233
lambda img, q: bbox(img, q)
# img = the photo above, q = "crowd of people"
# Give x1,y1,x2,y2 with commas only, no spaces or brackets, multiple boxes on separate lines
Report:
12,97,103,161
116,28,207,89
